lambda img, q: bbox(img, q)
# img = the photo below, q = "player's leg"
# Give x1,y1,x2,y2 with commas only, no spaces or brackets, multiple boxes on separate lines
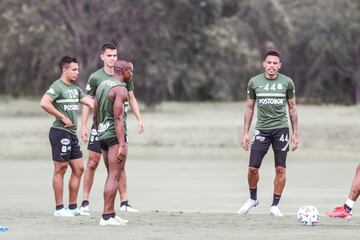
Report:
326,164,360,220
270,128,289,217
100,139,127,226
238,129,270,215
53,161,68,210
68,158,85,214
49,127,75,217
81,129,102,210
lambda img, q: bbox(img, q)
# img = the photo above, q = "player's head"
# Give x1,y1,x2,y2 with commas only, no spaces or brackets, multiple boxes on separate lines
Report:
114,60,133,82
100,42,118,68
58,56,79,81
263,49,281,79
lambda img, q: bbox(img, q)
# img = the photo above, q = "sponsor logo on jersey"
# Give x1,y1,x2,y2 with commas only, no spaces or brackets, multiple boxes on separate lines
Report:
47,88,55,95
64,104,79,111
98,122,110,133
258,98,285,105
61,138,70,145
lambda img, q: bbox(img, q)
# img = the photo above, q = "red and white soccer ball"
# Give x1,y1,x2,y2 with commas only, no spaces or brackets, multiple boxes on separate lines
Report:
297,206,320,226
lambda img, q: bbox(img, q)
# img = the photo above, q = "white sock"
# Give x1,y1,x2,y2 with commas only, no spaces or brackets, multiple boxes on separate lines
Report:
345,199,355,209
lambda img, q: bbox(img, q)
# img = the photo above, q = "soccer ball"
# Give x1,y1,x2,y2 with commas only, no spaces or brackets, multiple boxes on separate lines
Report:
297,206,320,226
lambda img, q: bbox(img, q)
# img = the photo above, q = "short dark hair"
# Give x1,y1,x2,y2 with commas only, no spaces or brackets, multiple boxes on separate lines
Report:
101,42,117,53
58,56,78,71
265,49,281,59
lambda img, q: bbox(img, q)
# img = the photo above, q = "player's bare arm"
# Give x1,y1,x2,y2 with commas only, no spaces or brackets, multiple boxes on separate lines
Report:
40,94,72,128
81,97,94,143
80,96,94,109
288,97,298,151
112,86,128,162
242,98,255,151
128,91,144,134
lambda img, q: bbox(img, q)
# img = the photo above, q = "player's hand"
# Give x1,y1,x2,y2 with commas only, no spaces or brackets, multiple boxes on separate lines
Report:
116,144,128,162
81,126,89,143
242,134,250,151
61,117,73,128
137,120,144,134
291,134,298,151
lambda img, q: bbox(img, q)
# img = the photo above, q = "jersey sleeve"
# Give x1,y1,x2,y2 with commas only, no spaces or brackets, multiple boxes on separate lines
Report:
247,79,256,99
45,82,60,100
85,74,97,96
126,79,134,91
286,79,295,99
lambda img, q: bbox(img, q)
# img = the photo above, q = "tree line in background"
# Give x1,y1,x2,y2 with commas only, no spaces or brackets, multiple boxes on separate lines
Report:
0,0,359,106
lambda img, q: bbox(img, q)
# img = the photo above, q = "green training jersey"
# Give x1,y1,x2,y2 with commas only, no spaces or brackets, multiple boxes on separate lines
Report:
96,79,128,141
46,79,86,134
247,73,295,130
85,68,134,96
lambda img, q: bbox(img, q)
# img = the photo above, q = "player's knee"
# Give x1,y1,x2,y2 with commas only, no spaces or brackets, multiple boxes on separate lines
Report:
275,166,286,176
87,159,99,171
248,167,259,176
55,165,68,175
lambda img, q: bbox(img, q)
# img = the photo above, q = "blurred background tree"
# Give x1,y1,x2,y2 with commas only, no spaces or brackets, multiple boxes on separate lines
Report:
0,0,359,105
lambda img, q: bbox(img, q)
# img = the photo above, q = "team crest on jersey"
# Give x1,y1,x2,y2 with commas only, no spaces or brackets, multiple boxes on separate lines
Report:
47,88,55,95
61,138,70,145
277,84,283,90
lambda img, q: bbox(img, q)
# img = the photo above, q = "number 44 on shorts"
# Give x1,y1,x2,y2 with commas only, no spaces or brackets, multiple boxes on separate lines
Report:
279,134,289,142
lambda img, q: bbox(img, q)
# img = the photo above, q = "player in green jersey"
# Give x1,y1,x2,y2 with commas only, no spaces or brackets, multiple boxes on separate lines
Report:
326,166,360,220
93,60,133,226
80,43,144,213
238,50,299,217
40,56,94,217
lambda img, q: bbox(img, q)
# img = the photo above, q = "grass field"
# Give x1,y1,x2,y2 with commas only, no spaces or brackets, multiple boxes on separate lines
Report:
0,98,359,239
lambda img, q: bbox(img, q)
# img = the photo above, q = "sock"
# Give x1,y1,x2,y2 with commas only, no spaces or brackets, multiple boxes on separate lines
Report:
344,199,355,212
102,213,112,220
111,212,116,218
121,200,128,206
56,204,64,210
68,203,77,210
81,200,89,207
250,188,257,200
271,194,281,206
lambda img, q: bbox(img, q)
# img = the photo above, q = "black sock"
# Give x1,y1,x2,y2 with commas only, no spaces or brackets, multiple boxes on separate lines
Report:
56,204,64,210
68,203,77,210
250,188,257,200
271,194,281,206
344,204,352,212
111,212,116,218
121,200,128,206
81,200,89,207
102,213,112,220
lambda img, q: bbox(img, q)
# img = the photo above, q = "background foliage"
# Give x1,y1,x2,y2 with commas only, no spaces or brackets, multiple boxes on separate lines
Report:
1,0,359,105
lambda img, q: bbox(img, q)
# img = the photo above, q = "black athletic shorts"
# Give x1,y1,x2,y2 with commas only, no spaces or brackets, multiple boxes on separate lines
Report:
49,127,83,161
87,125,128,153
251,128,290,152
249,128,289,168
87,126,102,154
99,137,120,151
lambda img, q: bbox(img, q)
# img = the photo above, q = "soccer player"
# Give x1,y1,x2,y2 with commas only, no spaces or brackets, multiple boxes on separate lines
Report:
326,165,360,220
238,50,299,217
40,56,94,217
80,43,144,213
94,60,133,226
